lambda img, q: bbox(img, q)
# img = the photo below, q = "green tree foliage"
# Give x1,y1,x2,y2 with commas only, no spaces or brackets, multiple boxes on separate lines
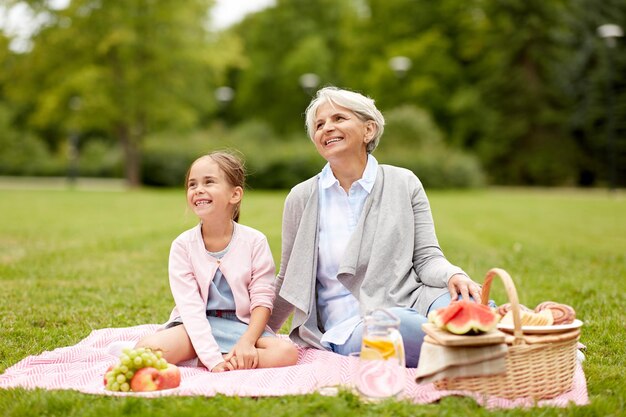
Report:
1,0,625,187
230,0,361,133
564,0,626,187
377,105,485,188
464,0,577,184
139,122,324,189
227,0,626,186
2,0,244,186
0,103,61,175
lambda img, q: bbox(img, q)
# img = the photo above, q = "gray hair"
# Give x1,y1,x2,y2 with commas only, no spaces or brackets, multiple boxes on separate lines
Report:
304,86,385,154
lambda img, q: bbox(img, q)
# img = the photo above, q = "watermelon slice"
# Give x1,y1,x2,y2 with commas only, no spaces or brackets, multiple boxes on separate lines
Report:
430,301,499,335
427,301,463,328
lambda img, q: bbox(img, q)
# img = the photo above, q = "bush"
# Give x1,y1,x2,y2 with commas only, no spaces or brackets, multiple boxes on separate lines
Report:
378,146,485,188
0,132,63,176
1,105,485,189
0,104,126,178
140,109,485,189
140,121,324,189
0,105,65,176
246,140,323,190
78,140,124,178
141,147,195,187
376,105,485,188
0,121,67,176
382,105,443,147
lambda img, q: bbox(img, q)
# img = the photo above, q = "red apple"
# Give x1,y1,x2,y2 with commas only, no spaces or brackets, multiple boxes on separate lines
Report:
130,367,162,392
158,363,181,389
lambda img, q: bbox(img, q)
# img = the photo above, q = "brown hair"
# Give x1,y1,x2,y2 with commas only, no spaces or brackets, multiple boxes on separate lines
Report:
185,150,246,222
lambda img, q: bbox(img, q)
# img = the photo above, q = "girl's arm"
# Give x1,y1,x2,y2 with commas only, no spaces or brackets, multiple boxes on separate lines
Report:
226,231,277,369
169,237,225,371
224,306,271,369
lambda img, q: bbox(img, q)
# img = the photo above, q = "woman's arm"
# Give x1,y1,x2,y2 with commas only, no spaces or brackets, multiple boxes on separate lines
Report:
409,175,481,300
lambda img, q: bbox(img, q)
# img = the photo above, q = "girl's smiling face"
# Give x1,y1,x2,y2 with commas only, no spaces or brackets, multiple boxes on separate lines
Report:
186,157,242,222
312,102,375,163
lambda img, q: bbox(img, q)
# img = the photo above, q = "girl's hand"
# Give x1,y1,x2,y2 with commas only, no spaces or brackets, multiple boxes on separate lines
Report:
448,273,482,302
225,340,259,369
211,361,234,372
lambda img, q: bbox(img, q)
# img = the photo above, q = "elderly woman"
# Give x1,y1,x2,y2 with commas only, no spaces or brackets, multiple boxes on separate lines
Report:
268,86,482,367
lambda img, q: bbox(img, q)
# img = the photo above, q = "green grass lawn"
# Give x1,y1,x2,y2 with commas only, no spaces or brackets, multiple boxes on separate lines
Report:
0,187,624,416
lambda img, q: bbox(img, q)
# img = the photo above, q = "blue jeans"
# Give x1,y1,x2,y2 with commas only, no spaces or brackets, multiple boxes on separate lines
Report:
330,293,495,367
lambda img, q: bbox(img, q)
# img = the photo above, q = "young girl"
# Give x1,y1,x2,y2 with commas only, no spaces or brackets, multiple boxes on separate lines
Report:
136,151,299,372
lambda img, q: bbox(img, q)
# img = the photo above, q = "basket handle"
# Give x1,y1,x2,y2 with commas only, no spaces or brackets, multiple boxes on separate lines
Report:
480,268,525,345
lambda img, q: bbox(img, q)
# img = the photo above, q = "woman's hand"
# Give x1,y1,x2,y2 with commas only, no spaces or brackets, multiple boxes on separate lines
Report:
224,339,259,370
211,361,234,372
448,273,482,302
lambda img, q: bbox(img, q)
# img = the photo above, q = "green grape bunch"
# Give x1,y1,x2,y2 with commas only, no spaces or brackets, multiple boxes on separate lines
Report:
104,347,169,392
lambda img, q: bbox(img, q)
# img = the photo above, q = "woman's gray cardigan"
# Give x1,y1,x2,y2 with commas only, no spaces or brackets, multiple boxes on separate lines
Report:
268,164,467,349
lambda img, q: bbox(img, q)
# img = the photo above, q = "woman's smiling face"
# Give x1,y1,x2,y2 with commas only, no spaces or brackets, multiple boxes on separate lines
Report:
312,102,374,162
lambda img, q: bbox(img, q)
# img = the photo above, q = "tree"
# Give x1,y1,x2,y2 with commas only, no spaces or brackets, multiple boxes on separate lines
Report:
3,0,243,186
226,0,626,186
565,0,626,187
230,0,361,134
3,0,623,187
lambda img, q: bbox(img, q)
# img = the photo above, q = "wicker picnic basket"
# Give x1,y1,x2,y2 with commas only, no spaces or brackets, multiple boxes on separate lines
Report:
434,268,580,399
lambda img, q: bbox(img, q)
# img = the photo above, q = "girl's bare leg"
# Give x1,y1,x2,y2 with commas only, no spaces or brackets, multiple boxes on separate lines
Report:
135,325,196,365
255,337,299,368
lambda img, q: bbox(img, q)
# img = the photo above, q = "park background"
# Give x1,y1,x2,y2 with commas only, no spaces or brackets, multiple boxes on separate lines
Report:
0,0,625,190
1,1,625,416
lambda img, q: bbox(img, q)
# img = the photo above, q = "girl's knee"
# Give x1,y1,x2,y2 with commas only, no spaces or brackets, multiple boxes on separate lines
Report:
134,335,151,349
278,340,299,365
134,334,160,351
262,338,299,366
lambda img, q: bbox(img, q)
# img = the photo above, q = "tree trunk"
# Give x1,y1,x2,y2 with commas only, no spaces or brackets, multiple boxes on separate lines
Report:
117,124,141,188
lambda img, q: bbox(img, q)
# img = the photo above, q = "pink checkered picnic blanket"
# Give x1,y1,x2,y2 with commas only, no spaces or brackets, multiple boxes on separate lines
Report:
0,325,589,409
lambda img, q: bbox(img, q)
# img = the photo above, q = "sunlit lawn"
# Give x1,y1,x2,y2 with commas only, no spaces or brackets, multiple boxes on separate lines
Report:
0,186,624,416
